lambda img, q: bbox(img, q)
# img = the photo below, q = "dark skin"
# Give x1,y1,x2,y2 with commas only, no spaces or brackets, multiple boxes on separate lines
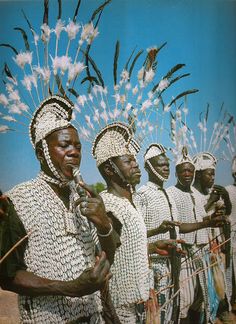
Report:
146,154,170,188
0,194,9,221
105,154,142,203
1,127,116,297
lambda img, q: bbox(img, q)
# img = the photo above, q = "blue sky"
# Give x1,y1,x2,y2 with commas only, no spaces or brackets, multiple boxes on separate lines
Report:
0,0,236,192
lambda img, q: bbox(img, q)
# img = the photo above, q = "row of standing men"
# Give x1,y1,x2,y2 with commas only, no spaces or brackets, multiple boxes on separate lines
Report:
0,96,235,324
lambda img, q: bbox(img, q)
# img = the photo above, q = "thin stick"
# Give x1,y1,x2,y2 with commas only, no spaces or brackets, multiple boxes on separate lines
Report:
157,236,231,281
0,230,33,264
159,259,219,312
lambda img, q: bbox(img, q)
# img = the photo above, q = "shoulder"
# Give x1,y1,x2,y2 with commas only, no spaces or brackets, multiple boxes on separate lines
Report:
100,191,126,212
136,184,149,194
166,186,177,194
7,178,38,198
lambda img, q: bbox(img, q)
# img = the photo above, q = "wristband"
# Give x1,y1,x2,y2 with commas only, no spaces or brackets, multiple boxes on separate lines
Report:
97,223,113,237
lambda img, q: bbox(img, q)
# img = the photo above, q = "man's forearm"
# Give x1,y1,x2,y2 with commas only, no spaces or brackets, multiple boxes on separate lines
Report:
147,228,162,238
179,221,207,233
0,268,102,298
98,229,120,265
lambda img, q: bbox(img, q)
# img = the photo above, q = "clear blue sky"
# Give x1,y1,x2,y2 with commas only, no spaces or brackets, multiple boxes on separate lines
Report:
0,0,236,192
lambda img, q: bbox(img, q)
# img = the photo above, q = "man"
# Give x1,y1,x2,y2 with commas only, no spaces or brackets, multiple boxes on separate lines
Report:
0,95,119,323
192,151,232,323
225,156,236,312
167,147,228,323
134,143,183,324
92,122,156,323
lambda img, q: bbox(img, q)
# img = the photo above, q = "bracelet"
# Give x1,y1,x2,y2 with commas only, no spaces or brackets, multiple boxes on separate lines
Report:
97,223,113,237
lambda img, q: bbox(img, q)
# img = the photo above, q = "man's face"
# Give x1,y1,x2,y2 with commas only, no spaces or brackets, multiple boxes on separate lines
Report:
200,168,215,189
46,127,81,180
149,154,170,180
113,154,141,186
176,162,195,188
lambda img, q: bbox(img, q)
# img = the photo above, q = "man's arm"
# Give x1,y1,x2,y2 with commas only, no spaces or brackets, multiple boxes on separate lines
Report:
147,220,181,237
0,194,112,297
179,212,229,233
1,252,111,297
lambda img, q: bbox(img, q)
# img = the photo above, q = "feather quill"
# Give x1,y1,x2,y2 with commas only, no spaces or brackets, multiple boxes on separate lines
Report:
113,41,120,86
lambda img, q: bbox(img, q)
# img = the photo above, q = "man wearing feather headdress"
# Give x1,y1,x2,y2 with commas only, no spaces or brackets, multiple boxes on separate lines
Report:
167,147,229,323
134,143,184,324
0,0,123,322
192,151,232,323
92,122,157,324
0,95,121,323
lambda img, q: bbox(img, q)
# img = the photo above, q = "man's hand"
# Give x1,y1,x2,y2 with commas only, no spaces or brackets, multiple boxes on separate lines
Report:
0,193,9,221
156,220,181,234
75,182,111,234
147,220,181,238
209,185,230,207
69,251,111,296
148,239,186,256
206,213,230,228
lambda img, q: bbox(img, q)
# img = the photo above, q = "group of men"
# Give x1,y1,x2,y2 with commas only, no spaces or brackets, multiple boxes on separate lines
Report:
0,94,235,324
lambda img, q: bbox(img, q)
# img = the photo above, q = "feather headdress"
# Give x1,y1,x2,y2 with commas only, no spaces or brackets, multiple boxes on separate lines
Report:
223,115,236,173
170,102,233,170
70,39,198,161
0,0,111,146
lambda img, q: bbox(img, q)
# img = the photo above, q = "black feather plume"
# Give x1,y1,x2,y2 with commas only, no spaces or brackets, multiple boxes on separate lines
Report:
90,0,111,22
57,0,62,20
73,0,82,22
0,44,18,55
14,27,30,51
129,50,143,79
169,89,199,107
113,41,120,86
43,0,49,25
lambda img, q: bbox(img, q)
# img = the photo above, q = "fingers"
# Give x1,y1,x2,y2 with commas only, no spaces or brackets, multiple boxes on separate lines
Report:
155,248,169,256
93,251,111,279
78,181,97,198
165,220,181,227
79,200,100,215
176,239,186,244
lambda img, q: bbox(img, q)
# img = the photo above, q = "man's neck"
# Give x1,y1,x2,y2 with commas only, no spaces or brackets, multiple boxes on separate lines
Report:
193,181,208,195
107,181,133,202
148,176,164,189
48,182,71,209
175,182,191,192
